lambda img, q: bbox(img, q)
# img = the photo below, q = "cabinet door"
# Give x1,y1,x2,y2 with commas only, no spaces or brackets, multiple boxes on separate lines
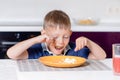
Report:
70,32,120,58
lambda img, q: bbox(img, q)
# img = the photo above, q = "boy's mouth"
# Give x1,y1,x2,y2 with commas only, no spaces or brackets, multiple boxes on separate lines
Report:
55,46,64,50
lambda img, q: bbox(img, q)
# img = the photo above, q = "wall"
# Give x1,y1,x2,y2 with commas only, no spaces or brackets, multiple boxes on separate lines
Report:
0,0,120,25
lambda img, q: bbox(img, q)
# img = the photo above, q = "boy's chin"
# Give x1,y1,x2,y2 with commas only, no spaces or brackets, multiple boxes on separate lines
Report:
53,51,63,55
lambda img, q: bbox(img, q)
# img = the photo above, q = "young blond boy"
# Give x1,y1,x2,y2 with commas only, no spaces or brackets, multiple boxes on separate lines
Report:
7,10,106,60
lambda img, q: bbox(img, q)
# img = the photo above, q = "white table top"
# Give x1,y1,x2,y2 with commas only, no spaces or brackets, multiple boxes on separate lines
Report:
0,59,17,80
0,58,120,80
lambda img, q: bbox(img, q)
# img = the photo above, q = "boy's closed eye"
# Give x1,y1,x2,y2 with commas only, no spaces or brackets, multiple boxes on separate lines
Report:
52,36,70,40
63,36,70,39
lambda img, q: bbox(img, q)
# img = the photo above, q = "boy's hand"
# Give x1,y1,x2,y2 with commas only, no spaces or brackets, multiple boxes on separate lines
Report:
74,36,87,51
35,34,54,44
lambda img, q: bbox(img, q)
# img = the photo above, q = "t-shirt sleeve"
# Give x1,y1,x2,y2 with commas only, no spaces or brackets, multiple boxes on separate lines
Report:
76,47,90,58
67,47,90,59
27,44,43,59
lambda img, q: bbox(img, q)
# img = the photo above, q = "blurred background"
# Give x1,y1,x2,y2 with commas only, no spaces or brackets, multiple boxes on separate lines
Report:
0,0,120,58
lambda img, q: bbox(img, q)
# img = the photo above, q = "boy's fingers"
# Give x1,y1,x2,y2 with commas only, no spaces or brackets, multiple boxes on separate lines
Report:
74,47,78,51
75,42,80,51
45,38,49,43
46,36,55,44
75,43,85,51
74,44,82,51
84,38,87,46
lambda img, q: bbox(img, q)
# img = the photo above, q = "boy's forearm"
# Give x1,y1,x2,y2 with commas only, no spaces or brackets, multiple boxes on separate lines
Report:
87,39,106,60
7,36,43,59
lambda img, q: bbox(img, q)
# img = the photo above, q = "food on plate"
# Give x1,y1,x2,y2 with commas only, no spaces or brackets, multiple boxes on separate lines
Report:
60,58,77,64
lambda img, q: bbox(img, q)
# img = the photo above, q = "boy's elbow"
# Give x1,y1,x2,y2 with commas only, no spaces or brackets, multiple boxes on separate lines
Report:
98,52,107,60
96,52,107,60
7,49,17,59
99,50,107,59
102,52,107,59
97,50,107,60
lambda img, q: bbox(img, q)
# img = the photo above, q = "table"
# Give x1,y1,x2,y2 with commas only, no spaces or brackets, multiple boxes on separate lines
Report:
0,58,120,80
0,59,17,80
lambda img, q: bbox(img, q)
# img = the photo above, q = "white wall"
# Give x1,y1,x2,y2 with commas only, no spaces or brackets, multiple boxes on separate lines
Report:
0,0,120,25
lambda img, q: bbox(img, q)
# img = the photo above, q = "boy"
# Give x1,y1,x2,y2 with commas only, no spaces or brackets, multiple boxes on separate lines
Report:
7,10,106,60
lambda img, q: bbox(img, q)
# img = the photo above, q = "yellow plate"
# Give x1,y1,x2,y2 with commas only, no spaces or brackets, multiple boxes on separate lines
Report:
38,56,86,68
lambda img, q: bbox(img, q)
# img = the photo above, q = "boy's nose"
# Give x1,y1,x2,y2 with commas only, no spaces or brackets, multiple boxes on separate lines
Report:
56,37,64,45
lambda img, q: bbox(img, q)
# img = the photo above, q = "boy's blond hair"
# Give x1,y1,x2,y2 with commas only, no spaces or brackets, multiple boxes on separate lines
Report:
43,10,71,30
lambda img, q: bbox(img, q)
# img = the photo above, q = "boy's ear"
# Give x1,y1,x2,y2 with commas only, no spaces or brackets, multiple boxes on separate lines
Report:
41,29,46,35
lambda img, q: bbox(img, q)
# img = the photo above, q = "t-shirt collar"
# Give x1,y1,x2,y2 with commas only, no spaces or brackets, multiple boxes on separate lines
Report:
41,43,71,55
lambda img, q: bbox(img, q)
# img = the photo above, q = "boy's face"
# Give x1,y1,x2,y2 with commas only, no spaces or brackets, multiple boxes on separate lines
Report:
44,27,72,55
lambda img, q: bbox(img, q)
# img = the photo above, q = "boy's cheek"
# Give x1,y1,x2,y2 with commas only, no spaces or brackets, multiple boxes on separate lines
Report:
47,39,55,45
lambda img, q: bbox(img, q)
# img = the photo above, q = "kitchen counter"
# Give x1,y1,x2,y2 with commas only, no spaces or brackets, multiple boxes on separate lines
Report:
0,26,42,32
0,23,120,32
71,23,120,32
0,58,120,80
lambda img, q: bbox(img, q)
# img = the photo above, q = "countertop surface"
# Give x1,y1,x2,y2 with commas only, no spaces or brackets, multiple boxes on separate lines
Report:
0,23,120,32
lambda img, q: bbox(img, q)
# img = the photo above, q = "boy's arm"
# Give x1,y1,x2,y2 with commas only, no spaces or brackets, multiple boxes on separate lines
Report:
74,36,106,60
7,34,48,59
